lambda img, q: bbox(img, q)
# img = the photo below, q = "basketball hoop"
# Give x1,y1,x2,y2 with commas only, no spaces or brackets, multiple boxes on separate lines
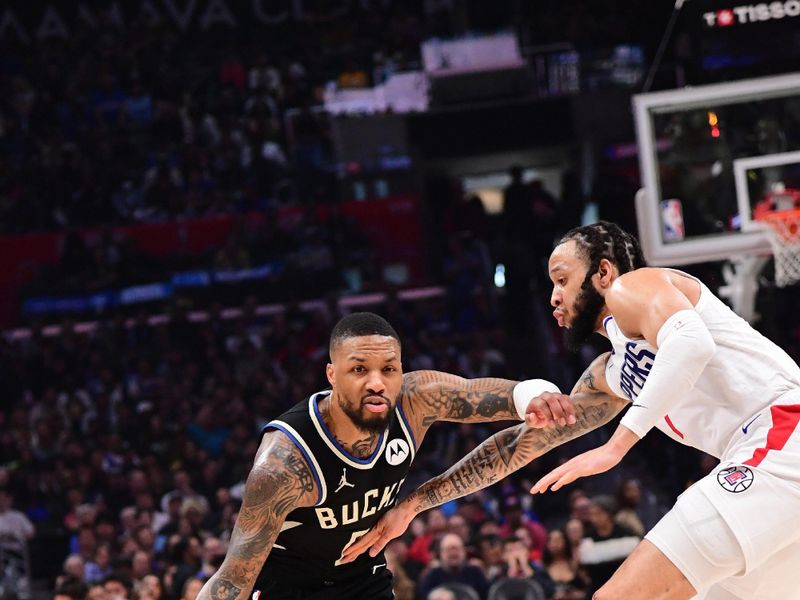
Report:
754,207,800,287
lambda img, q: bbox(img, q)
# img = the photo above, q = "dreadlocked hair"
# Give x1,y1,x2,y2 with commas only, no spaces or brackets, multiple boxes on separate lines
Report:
558,221,647,276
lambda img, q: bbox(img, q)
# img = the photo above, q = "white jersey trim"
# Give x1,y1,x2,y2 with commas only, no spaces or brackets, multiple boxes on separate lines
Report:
394,405,417,463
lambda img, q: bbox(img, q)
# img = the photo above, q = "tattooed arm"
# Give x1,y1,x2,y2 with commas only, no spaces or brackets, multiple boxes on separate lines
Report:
409,354,621,509
196,431,316,600
400,370,519,438
340,353,626,562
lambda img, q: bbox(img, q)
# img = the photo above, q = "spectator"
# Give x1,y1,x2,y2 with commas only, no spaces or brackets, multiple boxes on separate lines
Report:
86,544,113,584
161,471,209,515
385,539,416,600
427,588,457,600
497,495,547,562
614,479,646,536
543,529,587,600
447,514,472,545
564,518,585,562
0,487,35,541
418,533,489,600
131,549,152,582
87,583,110,600
578,496,639,595
167,536,202,598
61,554,86,584
138,574,163,600
196,537,225,579
476,534,504,581
55,576,89,600
499,536,555,597
103,573,131,600
408,508,447,566
179,577,205,600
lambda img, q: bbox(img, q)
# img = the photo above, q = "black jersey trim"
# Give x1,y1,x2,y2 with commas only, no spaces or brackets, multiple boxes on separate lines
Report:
264,421,327,506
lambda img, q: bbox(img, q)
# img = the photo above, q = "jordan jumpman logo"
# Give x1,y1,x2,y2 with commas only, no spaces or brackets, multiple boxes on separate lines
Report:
335,468,355,493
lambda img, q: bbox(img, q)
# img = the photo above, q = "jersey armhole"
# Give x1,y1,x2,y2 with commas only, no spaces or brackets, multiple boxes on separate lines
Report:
395,403,418,460
263,421,328,506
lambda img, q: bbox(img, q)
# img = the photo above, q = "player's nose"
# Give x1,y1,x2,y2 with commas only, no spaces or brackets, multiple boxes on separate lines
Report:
365,370,386,392
550,288,561,307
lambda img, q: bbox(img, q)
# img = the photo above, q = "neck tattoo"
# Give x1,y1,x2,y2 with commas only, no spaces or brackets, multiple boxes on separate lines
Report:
320,394,381,459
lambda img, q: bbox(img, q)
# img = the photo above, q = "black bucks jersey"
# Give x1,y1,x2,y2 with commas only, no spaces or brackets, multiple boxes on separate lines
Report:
254,391,416,591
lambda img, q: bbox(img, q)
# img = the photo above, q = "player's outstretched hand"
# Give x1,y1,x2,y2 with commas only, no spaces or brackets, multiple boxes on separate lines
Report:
525,392,577,429
339,502,414,564
530,443,623,493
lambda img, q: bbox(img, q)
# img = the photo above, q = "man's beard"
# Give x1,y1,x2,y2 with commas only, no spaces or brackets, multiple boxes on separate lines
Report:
339,395,396,434
564,275,606,352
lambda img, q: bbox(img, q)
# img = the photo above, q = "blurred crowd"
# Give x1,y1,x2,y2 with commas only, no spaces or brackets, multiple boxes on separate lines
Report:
27,206,375,303
0,1,674,234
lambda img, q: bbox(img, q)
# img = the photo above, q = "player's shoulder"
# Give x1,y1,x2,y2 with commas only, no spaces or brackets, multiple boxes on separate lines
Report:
254,429,318,507
615,266,672,286
607,268,677,306
401,369,448,392
257,427,311,466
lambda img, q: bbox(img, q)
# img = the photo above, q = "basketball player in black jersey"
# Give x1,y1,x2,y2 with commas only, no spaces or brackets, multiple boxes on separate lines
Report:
195,312,571,600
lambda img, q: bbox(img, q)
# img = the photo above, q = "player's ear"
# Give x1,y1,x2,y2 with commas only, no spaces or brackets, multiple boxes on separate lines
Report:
597,258,615,288
326,362,335,387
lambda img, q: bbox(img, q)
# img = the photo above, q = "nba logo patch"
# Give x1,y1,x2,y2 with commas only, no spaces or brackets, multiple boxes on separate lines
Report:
717,466,754,493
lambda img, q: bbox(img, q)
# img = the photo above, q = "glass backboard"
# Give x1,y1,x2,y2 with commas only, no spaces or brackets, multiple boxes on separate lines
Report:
633,73,800,265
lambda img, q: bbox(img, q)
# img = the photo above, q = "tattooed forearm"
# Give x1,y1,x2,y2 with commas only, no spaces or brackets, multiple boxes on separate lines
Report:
196,432,314,600
209,580,241,600
402,371,518,431
402,391,627,514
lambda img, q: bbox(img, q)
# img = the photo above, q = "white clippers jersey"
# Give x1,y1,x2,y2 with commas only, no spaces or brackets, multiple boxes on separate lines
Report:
604,271,800,458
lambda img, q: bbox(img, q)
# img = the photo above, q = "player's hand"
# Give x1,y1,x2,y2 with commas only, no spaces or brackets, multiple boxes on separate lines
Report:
530,443,623,493
339,502,414,563
525,392,577,429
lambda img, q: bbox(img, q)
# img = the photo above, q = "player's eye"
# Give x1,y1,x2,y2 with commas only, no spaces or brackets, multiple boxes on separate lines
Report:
352,365,365,372
383,366,396,372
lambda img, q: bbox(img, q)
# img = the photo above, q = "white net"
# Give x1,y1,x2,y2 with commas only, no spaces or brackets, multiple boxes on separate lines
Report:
756,209,800,287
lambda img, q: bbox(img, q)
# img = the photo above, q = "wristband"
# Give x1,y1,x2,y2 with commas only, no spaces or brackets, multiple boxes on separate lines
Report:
513,379,561,420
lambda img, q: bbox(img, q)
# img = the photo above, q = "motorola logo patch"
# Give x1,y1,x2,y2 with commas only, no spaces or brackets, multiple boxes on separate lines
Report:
385,439,410,466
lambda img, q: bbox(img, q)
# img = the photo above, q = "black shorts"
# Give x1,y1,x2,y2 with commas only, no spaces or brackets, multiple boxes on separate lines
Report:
256,567,394,600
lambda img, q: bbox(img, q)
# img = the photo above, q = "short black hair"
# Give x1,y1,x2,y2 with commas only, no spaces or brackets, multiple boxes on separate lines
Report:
329,312,400,356
103,572,131,591
55,576,88,600
558,220,647,276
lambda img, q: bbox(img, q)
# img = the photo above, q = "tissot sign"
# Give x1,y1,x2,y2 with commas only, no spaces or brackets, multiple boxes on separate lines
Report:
702,1,800,26
690,0,800,77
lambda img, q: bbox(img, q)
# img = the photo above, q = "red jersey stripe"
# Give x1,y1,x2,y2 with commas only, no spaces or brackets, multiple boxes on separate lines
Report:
744,405,800,467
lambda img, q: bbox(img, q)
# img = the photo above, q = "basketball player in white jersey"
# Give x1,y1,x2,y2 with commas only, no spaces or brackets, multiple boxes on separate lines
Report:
342,222,800,599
